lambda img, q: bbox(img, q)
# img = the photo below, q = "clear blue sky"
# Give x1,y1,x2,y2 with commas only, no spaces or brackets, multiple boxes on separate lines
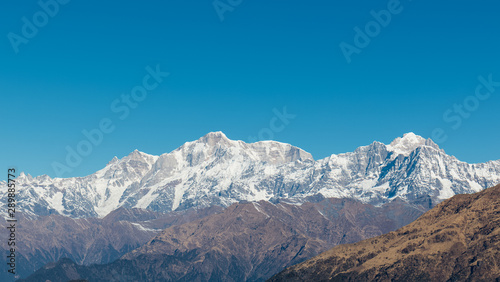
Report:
1,0,499,179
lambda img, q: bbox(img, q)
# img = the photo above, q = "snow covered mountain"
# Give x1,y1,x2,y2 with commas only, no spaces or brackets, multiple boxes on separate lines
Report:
4,132,500,218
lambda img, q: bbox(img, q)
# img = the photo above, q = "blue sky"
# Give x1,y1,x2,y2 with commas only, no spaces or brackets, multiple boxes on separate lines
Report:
1,0,500,179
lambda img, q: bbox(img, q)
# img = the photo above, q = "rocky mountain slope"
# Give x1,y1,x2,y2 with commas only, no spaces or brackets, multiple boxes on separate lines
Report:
269,184,500,281
19,197,424,281
4,132,500,218
0,206,223,280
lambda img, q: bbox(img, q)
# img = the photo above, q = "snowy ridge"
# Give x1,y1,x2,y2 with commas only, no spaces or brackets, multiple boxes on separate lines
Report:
6,132,500,218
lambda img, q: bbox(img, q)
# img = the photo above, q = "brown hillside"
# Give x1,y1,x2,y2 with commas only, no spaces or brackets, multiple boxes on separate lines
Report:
19,197,423,281
270,184,500,281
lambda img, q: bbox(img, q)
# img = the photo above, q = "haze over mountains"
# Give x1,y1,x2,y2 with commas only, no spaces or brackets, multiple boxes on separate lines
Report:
3,132,500,219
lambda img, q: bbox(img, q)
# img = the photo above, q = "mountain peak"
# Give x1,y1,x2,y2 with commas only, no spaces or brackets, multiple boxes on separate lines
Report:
126,149,145,158
387,132,427,156
198,131,231,146
393,132,425,144
18,172,35,181
107,156,120,166
118,150,157,165
203,131,228,139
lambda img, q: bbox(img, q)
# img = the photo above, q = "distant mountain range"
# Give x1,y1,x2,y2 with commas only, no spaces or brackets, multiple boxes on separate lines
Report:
269,183,500,281
1,206,223,281
4,132,500,219
18,196,424,281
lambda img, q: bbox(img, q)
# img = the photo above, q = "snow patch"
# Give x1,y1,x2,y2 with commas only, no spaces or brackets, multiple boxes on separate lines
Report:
372,182,390,193
468,180,483,193
130,222,161,232
252,202,270,218
50,192,64,214
438,178,454,199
